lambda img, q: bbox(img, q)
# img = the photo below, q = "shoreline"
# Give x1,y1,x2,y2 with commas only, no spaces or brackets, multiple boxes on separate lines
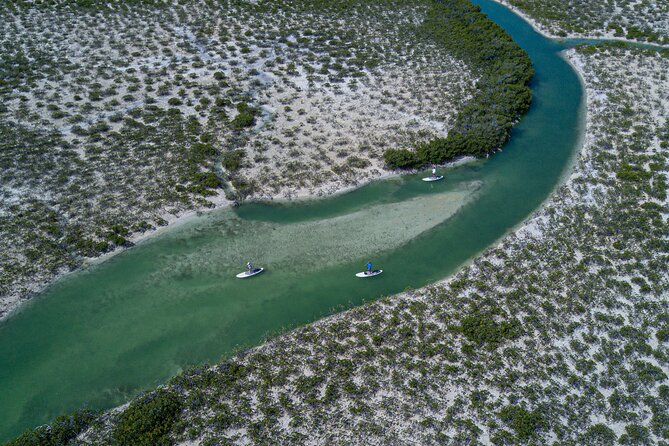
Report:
491,0,669,49
0,155,478,322
488,0,556,41
0,1,595,326
557,49,589,187
2,0,663,325
4,0,668,443
80,42,669,446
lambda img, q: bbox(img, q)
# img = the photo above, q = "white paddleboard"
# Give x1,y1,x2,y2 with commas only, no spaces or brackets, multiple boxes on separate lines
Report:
236,268,264,279
356,269,383,278
422,175,444,182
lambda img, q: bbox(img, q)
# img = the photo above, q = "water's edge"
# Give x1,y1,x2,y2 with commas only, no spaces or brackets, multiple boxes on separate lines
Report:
0,0,589,441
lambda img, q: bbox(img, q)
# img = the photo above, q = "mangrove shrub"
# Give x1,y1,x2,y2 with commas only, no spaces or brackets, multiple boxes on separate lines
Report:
111,389,183,446
385,0,534,169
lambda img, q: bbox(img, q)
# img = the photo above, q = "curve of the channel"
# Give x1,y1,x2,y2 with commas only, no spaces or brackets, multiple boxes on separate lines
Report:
0,0,584,441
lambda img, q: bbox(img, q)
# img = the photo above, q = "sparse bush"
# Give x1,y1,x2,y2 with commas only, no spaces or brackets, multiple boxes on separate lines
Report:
346,155,370,169
230,102,258,129
222,150,245,172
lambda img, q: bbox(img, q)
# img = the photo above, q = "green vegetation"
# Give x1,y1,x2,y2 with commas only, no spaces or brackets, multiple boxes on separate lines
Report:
383,148,423,169
499,405,545,440
384,0,533,169
617,163,652,182
579,424,617,445
222,150,245,172
40,44,666,446
4,1,668,445
458,311,522,348
5,411,95,446
112,390,183,446
345,155,370,169
230,102,258,130
1,0,487,305
504,0,669,44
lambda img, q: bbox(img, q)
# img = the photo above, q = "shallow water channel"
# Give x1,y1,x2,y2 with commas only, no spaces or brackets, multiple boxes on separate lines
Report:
0,0,584,441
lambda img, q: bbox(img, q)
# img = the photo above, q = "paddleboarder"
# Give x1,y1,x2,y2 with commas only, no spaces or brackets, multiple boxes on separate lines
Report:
237,261,264,278
422,166,443,182
357,262,382,278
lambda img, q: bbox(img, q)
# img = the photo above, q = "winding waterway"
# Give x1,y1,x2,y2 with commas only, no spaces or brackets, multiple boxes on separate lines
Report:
0,0,585,441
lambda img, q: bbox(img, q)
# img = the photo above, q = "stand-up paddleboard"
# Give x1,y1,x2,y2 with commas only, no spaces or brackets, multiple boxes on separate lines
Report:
356,269,383,278
236,268,264,278
422,175,444,182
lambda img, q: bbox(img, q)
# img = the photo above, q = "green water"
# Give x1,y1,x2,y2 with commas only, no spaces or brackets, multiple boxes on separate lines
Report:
0,0,585,441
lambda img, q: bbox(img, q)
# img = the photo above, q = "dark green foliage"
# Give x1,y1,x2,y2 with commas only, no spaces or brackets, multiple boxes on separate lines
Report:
188,172,221,195
230,102,259,129
458,312,522,347
231,112,255,129
633,360,667,385
5,410,96,446
625,26,662,42
189,142,217,164
231,176,257,198
616,163,651,182
104,233,127,246
660,385,669,400
498,405,545,440
657,327,669,342
73,238,110,256
112,389,183,446
414,131,511,166
103,224,130,247
579,424,617,445
169,361,248,395
490,429,515,445
222,150,245,172
384,0,534,169
193,172,221,188
651,411,669,439
383,148,421,169
185,116,201,134
619,424,651,445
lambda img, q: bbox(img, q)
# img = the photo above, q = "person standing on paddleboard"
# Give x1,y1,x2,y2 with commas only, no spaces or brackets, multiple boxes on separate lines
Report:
366,261,373,274
247,261,253,273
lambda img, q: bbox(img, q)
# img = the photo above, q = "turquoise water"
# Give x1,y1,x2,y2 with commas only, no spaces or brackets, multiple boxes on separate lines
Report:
0,1,584,441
